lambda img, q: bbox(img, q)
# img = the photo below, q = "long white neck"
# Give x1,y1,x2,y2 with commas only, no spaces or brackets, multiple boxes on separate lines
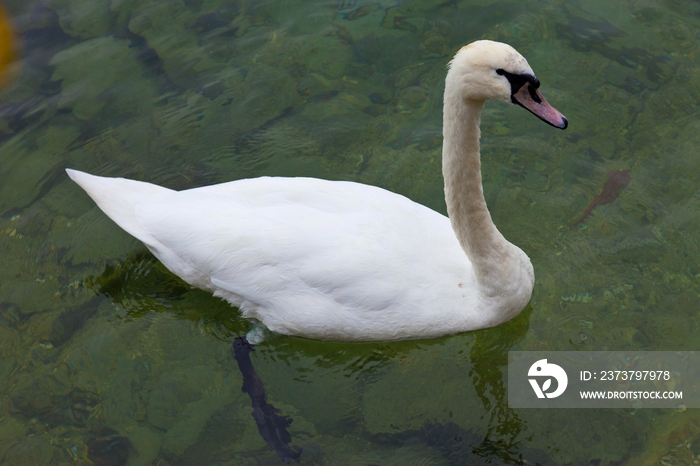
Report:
442,87,523,298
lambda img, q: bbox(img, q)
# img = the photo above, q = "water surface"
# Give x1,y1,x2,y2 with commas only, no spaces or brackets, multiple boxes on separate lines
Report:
1,0,700,464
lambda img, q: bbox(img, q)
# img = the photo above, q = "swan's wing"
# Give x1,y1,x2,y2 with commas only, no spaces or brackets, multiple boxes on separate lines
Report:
134,177,473,339
66,169,175,249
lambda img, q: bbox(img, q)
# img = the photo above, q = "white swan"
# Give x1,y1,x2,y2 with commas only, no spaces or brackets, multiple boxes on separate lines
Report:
67,40,566,343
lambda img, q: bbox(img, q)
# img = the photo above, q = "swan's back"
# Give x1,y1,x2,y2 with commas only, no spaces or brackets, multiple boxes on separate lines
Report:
68,170,481,340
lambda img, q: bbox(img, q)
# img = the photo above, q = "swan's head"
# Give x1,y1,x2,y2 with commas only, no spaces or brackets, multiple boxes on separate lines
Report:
447,40,567,129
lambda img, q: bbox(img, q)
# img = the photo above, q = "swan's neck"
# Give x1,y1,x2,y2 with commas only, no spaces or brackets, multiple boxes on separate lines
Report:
442,93,522,296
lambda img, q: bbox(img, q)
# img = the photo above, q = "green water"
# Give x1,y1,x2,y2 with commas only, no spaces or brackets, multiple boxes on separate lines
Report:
1,0,699,463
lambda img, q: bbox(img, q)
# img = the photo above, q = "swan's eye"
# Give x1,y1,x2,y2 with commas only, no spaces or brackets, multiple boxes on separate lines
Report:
496,69,505,75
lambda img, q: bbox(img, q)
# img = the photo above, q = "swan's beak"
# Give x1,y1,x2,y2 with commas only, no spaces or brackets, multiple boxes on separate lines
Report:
512,82,568,129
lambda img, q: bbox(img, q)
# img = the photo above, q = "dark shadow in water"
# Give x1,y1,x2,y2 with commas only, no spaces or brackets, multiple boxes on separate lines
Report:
86,432,133,466
89,250,239,332
87,250,573,464
91,249,451,362
89,250,443,461
468,306,539,459
372,421,558,466
233,337,302,463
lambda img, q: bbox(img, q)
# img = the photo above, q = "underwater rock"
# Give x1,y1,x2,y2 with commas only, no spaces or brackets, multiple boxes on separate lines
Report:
382,6,420,32
361,344,484,435
596,228,666,265
557,14,673,84
601,243,666,265
147,379,202,431
49,0,113,39
369,92,392,105
70,387,101,426
9,371,70,422
50,36,153,120
49,296,102,347
1,436,67,465
2,159,69,219
419,23,449,58
557,15,623,49
125,0,220,84
342,3,380,20
0,301,29,328
86,435,132,466
491,12,547,43
111,27,179,96
406,124,442,150
0,6,72,138
372,422,559,466
397,86,428,111
354,33,421,73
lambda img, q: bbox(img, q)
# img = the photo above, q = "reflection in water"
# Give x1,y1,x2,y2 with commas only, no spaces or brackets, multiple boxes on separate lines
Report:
1,0,700,463
232,337,302,463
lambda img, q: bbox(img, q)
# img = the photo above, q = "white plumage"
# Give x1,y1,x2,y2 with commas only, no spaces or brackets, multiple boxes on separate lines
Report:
67,40,566,342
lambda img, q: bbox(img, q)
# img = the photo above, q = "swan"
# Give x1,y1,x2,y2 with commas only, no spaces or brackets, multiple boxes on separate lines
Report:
67,40,567,343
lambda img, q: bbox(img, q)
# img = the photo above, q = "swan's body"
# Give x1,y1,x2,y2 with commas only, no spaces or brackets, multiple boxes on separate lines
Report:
68,41,566,342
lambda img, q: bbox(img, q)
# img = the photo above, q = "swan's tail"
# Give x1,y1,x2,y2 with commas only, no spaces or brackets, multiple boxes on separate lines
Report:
66,169,174,248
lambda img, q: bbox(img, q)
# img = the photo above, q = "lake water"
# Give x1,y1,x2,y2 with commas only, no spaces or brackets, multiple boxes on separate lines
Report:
1,0,700,464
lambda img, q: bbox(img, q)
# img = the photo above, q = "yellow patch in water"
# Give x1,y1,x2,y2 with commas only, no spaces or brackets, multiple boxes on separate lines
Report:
0,5,17,88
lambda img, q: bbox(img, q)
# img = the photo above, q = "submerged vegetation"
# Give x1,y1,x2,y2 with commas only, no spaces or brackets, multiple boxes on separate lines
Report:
0,0,700,463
